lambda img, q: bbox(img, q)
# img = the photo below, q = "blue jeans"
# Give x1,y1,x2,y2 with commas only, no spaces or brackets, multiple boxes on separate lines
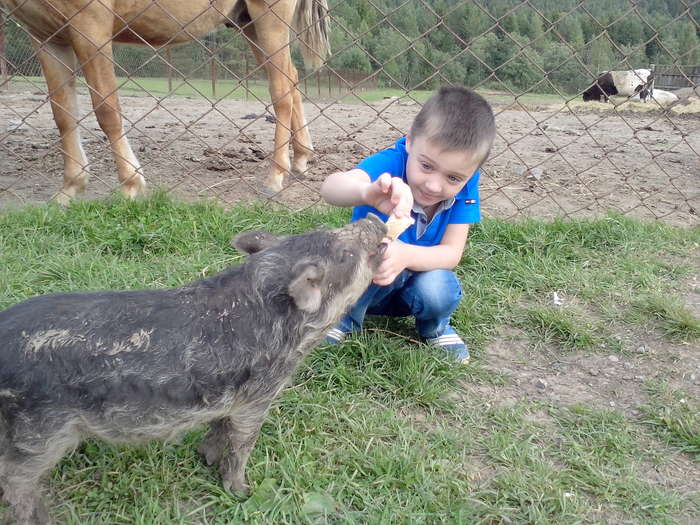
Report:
336,269,462,339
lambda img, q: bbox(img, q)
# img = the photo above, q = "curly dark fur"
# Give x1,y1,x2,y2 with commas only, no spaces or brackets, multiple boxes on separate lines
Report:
0,216,386,524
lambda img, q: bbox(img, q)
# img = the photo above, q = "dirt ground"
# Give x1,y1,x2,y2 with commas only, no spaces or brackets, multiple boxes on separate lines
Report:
1,86,698,227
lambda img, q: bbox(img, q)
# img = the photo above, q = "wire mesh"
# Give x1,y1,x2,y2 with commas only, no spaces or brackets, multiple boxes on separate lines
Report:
0,0,698,226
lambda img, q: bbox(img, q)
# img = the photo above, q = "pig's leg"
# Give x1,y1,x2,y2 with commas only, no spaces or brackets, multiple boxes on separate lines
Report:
2,450,53,525
197,418,230,467
1,421,80,524
199,404,271,495
219,415,267,496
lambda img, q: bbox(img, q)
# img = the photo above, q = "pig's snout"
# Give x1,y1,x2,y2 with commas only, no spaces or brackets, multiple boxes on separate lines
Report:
364,213,388,239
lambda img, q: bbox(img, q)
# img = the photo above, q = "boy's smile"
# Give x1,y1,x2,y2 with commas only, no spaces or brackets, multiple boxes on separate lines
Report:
405,135,480,210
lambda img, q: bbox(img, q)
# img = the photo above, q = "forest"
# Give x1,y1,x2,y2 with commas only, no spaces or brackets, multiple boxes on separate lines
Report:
325,0,700,93
2,0,699,95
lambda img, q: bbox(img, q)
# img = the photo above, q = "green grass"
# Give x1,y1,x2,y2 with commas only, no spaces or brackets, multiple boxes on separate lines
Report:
8,76,569,106
641,381,700,459
1,193,699,524
632,295,700,342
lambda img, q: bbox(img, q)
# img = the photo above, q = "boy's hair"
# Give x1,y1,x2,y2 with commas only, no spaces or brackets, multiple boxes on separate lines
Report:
410,86,496,166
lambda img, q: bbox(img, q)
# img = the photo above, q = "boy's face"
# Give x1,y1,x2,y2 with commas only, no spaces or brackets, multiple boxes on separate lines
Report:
405,135,481,209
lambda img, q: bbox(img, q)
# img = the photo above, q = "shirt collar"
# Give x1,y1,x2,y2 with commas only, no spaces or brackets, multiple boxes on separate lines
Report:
411,196,456,218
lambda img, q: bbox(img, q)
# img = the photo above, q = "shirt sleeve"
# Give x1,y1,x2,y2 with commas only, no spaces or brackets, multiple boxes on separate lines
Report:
351,140,407,223
448,170,482,224
355,143,406,181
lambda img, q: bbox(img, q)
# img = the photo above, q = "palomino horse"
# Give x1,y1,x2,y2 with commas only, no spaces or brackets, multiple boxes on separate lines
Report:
1,0,329,203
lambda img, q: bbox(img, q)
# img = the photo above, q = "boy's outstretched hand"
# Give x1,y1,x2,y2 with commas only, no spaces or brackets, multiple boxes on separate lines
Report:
361,173,413,218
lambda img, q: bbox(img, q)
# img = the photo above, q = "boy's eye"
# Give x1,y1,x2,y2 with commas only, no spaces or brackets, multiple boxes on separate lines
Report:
447,175,462,184
420,162,433,171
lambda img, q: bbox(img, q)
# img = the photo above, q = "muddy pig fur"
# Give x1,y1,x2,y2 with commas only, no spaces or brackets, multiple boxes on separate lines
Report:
0,214,387,524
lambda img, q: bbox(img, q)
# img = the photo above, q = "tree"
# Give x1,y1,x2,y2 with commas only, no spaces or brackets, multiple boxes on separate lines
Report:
587,33,615,73
463,32,500,87
555,14,584,49
371,28,408,88
673,20,700,65
616,44,649,70
608,15,644,47
521,11,545,52
541,41,586,94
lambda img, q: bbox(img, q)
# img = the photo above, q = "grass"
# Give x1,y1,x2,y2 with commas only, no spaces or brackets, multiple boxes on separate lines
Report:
1,193,699,524
7,76,569,106
641,381,700,459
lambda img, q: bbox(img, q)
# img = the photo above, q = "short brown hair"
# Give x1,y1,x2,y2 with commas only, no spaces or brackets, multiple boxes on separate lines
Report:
410,86,496,166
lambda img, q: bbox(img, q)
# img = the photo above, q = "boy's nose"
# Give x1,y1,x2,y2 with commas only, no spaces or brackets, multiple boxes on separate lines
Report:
424,178,442,193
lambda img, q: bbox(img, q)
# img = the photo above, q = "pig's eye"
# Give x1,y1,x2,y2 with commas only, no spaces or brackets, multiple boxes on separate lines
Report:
340,250,355,263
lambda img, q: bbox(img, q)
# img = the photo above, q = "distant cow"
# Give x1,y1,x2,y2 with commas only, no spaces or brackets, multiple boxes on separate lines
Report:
642,88,678,105
0,215,388,525
583,69,653,103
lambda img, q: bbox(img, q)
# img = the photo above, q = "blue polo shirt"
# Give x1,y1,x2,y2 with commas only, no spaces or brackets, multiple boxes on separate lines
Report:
350,137,481,247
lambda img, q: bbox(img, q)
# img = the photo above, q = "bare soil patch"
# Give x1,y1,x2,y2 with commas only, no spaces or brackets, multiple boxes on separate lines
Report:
1,88,698,226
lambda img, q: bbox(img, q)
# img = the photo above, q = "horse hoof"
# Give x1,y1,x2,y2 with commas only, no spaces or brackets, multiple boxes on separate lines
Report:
49,192,71,207
121,176,147,199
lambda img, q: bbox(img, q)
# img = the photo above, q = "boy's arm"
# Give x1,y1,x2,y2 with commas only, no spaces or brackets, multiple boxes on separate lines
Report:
320,169,372,207
372,223,470,285
321,169,413,217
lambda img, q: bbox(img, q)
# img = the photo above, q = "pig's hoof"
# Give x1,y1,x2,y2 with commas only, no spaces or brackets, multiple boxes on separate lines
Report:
222,475,250,498
10,503,51,525
197,440,222,466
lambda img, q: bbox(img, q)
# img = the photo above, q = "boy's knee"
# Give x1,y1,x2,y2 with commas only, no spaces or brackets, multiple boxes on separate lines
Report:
411,270,462,316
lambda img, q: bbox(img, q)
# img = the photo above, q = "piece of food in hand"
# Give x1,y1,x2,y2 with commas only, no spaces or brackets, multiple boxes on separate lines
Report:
385,214,415,240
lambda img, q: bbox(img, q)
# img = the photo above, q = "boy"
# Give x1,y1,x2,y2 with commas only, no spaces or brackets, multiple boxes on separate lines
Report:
320,86,495,363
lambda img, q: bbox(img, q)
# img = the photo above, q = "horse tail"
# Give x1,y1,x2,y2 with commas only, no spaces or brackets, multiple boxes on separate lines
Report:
293,0,330,70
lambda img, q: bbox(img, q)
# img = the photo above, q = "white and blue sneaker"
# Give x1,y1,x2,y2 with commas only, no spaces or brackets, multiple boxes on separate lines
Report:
426,326,470,363
325,327,349,345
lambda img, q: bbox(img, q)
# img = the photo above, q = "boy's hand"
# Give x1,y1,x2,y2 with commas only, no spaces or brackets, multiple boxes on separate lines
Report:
361,173,413,218
372,240,408,286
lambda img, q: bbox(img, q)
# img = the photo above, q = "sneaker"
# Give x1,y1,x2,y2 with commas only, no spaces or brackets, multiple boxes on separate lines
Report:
325,327,348,345
426,327,470,363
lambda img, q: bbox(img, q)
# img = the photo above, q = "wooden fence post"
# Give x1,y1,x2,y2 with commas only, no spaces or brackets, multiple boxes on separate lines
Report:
166,47,172,93
0,11,7,91
244,51,249,102
211,55,217,99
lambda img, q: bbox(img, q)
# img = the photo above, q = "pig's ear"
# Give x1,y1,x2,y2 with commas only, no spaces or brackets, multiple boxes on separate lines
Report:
231,231,283,254
288,262,325,313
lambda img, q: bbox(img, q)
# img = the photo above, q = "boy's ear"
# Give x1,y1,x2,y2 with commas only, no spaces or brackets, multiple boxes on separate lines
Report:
405,133,412,153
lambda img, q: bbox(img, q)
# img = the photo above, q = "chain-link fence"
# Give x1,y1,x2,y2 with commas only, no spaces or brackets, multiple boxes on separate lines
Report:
1,0,698,225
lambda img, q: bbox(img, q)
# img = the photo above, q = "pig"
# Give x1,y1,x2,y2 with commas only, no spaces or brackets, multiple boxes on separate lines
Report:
0,214,388,525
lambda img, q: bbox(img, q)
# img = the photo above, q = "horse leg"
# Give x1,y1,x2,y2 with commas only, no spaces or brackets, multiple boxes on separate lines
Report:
242,16,312,186
289,65,314,179
67,9,146,200
244,0,298,193
32,40,89,205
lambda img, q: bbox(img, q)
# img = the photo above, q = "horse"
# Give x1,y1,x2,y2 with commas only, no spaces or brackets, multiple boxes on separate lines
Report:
0,0,330,204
